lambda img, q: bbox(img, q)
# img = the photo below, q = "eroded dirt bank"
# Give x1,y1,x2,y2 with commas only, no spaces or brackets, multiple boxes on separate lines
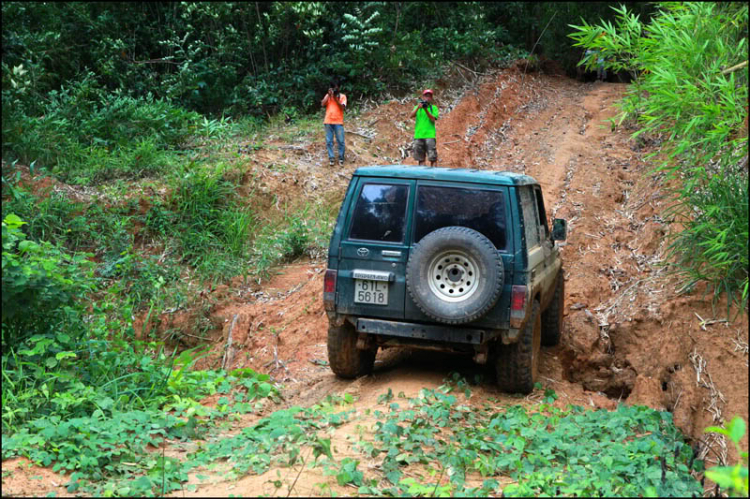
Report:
3,64,747,496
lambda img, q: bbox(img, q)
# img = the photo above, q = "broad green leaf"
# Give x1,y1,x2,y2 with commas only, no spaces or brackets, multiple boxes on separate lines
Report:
727,417,746,445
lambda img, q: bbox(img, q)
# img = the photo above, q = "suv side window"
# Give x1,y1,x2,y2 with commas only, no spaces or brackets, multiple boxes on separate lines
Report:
414,185,507,250
533,186,549,240
348,183,409,243
519,186,540,249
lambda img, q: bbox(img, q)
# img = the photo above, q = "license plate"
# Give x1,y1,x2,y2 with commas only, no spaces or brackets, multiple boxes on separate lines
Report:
354,279,389,305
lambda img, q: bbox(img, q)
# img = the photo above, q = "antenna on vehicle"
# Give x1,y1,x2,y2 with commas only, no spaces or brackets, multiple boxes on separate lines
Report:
521,10,557,90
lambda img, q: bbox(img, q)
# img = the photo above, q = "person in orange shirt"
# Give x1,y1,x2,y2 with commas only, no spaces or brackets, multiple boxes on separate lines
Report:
321,79,347,166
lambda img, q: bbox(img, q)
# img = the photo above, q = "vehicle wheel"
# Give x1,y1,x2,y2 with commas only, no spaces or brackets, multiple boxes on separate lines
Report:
327,322,376,379
495,301,541,394
541,271,564,346
406,227,503,325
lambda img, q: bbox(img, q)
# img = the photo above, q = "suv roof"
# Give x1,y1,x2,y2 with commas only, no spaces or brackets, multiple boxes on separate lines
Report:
353,165,539,186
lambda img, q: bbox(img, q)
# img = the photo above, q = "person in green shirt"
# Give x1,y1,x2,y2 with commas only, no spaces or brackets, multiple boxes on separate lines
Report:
409,89,439,166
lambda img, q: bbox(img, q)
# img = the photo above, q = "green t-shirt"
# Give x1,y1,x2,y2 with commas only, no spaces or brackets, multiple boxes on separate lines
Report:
413,104,439,139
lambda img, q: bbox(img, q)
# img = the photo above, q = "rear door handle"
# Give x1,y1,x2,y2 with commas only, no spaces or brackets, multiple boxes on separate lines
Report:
382,250,402,257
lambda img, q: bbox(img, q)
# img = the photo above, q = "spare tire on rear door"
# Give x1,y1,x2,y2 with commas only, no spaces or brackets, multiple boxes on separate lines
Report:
406,226,504,324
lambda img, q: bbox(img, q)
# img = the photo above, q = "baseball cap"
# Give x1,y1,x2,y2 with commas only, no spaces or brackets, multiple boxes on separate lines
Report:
422,89,433,95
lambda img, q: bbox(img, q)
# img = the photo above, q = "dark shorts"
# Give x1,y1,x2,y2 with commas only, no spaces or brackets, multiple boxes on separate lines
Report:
413,138,437,162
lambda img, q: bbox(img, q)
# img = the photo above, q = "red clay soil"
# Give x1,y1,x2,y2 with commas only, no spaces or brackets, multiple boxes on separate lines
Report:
193,65,748,490
3,63,747,497
222,65,747,469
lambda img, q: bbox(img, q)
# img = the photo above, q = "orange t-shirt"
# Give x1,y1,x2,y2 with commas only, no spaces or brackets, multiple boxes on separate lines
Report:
324,94,347,124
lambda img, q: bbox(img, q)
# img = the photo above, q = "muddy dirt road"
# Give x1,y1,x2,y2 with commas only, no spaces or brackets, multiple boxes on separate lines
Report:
171,67,746,496
3,66,746,497
210,73,640,410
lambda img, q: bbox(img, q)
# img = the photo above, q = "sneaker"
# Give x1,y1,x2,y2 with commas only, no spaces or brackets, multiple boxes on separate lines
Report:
338,159,344,166
329,159,334,167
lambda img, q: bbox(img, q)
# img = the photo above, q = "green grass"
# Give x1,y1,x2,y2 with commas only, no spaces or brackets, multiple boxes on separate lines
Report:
1,182,91,248
164,164,254,273
664,167,749,314
276,115,320,143
1,118,335,340
3,73,202,185
250,202,337,280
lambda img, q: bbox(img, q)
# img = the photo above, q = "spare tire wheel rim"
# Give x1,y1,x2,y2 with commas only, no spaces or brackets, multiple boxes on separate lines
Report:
426,249,481,302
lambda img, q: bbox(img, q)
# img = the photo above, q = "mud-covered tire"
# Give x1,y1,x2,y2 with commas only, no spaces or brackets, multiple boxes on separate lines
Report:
327,322,376,379
495,301,541,394
406,227,503,325
541,271,564,346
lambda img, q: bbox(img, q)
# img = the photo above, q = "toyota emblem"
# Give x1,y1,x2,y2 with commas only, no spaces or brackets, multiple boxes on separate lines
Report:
357,247,370,257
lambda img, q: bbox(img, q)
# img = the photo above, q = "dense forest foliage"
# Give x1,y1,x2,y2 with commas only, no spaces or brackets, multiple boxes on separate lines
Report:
1,2,747,496
2,2,654,117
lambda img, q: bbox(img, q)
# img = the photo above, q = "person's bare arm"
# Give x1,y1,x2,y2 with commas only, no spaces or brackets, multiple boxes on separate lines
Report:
332,94,345,110
424,107,437,123
321,93,330,107
409,105,418,119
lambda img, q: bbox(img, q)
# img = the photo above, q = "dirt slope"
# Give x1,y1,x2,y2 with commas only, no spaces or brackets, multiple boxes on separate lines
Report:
3,64,747,496
184,66,747,495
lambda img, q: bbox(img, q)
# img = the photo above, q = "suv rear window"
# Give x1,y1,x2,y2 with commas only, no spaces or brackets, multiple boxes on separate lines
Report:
348,183,409,243
414,185,507,250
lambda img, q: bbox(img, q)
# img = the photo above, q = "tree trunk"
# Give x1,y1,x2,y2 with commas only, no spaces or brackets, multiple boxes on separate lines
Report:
242,11,257,79
394,2,401,36
391,2,401,66
255,1,269,73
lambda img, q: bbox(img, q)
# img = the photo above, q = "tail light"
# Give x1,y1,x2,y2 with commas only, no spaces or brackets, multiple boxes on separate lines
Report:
509,285,528,329
511,285,527,311
323,269,337,310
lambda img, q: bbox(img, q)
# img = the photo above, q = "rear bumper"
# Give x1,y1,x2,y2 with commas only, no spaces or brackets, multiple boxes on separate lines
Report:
355,317,500,345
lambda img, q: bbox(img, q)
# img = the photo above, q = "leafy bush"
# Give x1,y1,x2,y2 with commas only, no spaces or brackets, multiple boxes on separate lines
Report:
705,417,749,497
1,214,95,347
664,167,749,307
2,203,282,487
2,211,103,430
2,362,282,496
354,381,703,497
2,69,201,183
569,3,749,310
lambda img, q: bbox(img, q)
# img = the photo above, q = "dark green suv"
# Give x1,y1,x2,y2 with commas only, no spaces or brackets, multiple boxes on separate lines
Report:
323,166,567,393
